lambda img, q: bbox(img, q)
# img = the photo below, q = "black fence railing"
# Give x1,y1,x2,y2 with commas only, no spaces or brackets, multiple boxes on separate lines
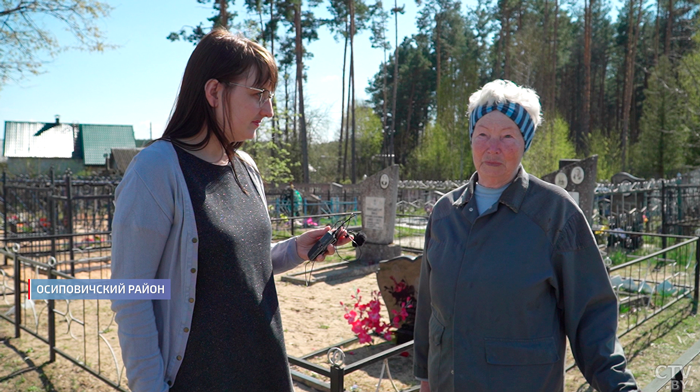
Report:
290,340,419,392
0,244,126,391
603,231,699,337
593,180,700,238
2,169,116,276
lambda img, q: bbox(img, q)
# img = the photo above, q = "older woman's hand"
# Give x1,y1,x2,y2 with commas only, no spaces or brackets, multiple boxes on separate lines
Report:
296,226,353,261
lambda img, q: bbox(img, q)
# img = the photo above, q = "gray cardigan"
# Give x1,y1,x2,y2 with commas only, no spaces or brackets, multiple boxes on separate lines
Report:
110,141,303,392
414,166,638,392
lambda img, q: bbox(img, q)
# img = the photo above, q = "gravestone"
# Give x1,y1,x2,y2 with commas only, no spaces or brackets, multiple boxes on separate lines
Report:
357,165,402,263
611,172,644,185
541,155,598,224
559,159,580,169
376,255,422,344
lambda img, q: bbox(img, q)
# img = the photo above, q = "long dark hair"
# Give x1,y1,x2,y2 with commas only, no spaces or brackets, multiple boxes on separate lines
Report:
159,28,278,169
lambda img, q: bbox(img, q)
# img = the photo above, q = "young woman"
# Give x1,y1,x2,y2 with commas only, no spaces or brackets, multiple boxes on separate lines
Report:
111,29,350,392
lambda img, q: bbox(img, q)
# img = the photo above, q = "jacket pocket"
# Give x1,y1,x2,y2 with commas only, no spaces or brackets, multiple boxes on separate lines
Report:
429,313,445,346
484,336,559,366
428,314,448,391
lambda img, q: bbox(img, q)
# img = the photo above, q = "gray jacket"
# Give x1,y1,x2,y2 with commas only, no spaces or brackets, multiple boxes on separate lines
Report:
413,166,638,392
111,141,303,392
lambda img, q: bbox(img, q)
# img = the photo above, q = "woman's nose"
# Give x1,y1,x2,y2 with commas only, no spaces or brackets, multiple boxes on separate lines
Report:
261,98,274,118
486,138,501,151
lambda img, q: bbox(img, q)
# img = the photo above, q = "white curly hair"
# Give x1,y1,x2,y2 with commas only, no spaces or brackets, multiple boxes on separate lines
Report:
467,80,543,130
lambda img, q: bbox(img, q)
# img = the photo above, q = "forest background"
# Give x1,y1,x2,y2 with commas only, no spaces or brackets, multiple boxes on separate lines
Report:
2,0,699,184
220,0,700,185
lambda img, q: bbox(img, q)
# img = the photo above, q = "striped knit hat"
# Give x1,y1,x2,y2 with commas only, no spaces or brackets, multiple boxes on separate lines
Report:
468,101,536,152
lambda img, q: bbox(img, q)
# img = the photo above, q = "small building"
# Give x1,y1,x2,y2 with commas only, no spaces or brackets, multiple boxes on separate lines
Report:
74,124,136,170
109,148,143,175
3,119,136,175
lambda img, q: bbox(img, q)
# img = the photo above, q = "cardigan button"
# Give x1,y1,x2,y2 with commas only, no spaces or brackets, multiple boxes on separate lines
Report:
188,298,194,303
167,381,172,386
183,327,189,333
177,355,182,361
190,268,196,273
469,208,474,212
192,238,198,243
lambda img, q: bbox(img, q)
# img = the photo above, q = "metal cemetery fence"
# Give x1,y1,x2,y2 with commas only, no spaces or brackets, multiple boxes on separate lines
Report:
0,244,127,391
594,179,700,238
601,231,699,336
265,185,360,238
1,169,117,276
393,178,700,252
290,340,419,392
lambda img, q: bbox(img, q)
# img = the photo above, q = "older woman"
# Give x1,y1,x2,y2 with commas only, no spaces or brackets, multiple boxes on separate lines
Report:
413,80,639,392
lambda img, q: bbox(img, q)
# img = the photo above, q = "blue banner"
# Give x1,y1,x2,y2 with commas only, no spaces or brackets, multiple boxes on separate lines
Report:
29,279,171,300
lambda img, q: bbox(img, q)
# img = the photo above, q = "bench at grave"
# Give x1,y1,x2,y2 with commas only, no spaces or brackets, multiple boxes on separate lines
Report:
376,254,422,344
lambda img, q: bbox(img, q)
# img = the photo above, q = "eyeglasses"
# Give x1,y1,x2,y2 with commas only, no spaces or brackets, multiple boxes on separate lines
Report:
225,82,275,107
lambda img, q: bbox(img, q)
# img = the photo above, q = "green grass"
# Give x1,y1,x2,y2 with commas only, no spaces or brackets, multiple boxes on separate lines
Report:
395,226,426,238
567,299,700,390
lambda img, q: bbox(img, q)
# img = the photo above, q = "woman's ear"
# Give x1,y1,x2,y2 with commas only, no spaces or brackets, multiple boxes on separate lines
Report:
204,79,221,108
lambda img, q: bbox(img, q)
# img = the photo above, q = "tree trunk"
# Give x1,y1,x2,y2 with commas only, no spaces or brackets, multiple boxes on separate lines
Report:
582,0,593,155
598,56,608,132
293,74,297,141
518,0,523,30
337,16,349,182
390,0,399,166
269,0,280,135
551,0,558,109
665,0,673,56
294,2,309,182
621,0,643,171
258,5,265,45
381,46,389,145
543,0,552,115
497,21,504,78
284,73,290,142
436,18,442,94
403,80,416,166
350,0,357,183
343,70,352,180
654,0,660,64
219,0,229,28
504,7,511,80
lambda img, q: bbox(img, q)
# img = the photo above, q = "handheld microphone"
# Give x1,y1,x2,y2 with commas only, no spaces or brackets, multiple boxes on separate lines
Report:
351,231,367,247
307,213,358,261
307,230,341,261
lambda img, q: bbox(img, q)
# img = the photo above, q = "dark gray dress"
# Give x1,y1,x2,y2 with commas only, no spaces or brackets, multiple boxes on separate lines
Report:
170,147,293,392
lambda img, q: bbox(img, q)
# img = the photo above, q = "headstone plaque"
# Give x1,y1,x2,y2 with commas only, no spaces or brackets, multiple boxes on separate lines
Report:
357,165,401,263
364,196,385,230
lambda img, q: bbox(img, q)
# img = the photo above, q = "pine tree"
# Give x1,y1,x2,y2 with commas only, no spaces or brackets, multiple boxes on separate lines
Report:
632,56,688,178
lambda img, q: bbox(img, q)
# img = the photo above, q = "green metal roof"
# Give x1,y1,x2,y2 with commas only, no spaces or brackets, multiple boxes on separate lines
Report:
79,124,135,165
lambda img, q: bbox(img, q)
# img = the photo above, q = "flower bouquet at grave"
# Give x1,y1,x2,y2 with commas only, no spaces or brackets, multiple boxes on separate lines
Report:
384,276,417,344
341,289,409,344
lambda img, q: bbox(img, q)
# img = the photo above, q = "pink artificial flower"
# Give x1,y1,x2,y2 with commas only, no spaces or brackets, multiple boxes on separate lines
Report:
358,331,372,344
344,310,357,323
